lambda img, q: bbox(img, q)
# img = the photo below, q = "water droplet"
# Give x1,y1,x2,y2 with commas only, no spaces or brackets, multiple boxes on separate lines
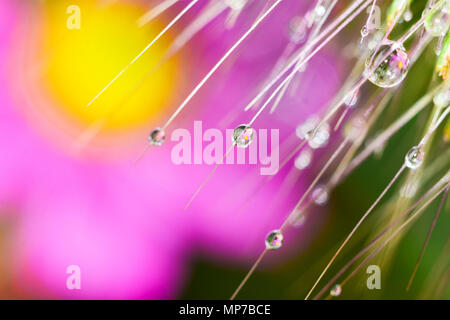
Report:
149,128,166,146
289,16,308,44
344,89,359,107
265,230,283,250
404,146,424,170
308,123,330,149
311,185,329,206
365,41,410,88
360,25,369,38
423,9,449,37
314,5,326,18
403,9,413,22
295,149,313,170
433,89,450,107
296,116,319,140
344,116,367,141
233,124,254,148
330,284,342,297
289,210,306,228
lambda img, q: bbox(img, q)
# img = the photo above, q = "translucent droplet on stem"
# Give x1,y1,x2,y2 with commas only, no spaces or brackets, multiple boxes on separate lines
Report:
360,25,369,38
296,116,320,140
365,41,410,88
149,128,166,146
288,16,307,44
233,124,254,148
308,123,330,149
265,230,283,250
404,146,424,170
311,185,329,206
330,284,342,297
344,116,367,141
295,149,313,170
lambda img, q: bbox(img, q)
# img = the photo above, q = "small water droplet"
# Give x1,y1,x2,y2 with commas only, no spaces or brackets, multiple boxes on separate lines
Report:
365,41,410,88
233,124,254,148
344,89,359,107
311,185,329,206
360,25,369,38
295,149,313,170
404,146,424,170
315,5,326,18
330,284,342,297
289,210,306,228
403,9,413,22
344,116,367,141
149,128,166,146
308,123,330,149
296,116,320,140
289,16,307,44
265,230,283,250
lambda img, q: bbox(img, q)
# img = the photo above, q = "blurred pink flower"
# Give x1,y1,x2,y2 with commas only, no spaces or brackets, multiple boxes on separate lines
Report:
0,0,340,299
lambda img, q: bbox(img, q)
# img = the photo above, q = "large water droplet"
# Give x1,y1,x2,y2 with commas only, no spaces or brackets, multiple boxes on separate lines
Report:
365,41,410,88
404,146,424,170
233,124,254,148
149,128,166,146
265,230,283,250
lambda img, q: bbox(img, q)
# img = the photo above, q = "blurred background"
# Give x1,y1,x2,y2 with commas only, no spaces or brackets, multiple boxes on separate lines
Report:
0,0,448,299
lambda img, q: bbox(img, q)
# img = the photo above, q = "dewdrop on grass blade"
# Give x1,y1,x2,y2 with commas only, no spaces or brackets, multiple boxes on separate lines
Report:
265,230,284,250
365,41,410,88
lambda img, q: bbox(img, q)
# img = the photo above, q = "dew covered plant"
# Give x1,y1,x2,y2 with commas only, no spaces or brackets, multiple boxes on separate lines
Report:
87,0,450,299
